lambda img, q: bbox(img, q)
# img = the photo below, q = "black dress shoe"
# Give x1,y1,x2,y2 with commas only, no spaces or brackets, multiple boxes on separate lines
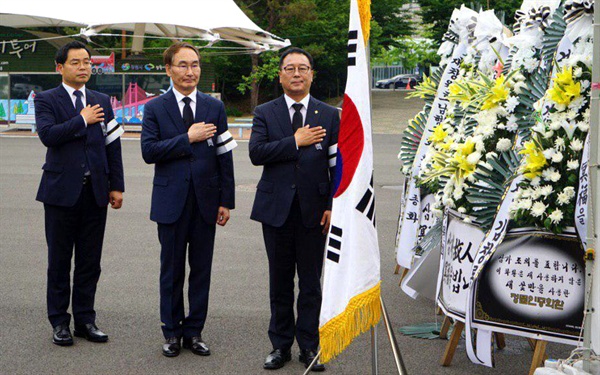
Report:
183,336,210,356
74,323,108,342
52,324,73,346
264,348,291,370
162,337,181,357
299,349,326,372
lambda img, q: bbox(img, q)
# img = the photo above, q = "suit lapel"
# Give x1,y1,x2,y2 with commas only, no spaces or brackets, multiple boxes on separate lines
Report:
299,97,322,158
56,85,77,118
85,89,98,108
162,90,187,134
271,96,293,137
195,91,209,125
305,97,322,129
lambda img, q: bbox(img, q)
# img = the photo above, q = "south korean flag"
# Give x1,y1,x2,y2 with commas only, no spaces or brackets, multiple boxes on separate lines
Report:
319,0,381,364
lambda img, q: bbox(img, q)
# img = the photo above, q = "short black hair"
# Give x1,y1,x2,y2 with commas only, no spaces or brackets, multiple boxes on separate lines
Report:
279,47,314,69
55,41,91,65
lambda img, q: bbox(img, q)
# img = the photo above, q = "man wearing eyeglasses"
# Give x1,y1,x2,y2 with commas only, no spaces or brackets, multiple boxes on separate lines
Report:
141,42,236,358
250,47,339,371
35,41,124,346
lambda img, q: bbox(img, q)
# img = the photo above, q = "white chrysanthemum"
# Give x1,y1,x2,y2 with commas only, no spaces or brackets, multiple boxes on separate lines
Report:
466,152,482,165
522,57,539,73
557,191,572,205
505,96,519,113
531,201,547,217
531,122,545,134
457,207,466,213
463,217,472,224
548,209,563,224
555,138,565,151
518,198,533,210
543,148,556,160
564,186,576,199
570,138,584,152
539,185,553,197
573,66,583,78
542,167,561,182
521,188,533,198
577,121,589,132
476,124,495,139
569,96,586,112
531,188,542,200
549,119,562,131
567,159,580,170
551,152,563,163
496,138,512,152
531,176,541,187
453,186,464,200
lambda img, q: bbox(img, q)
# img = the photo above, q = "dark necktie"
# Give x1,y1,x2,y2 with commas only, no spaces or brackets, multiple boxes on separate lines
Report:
292,103,303,132
182,97,194,128
74,90,84,113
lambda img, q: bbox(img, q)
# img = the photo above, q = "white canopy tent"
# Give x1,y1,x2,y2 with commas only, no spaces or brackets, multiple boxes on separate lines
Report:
0,0,290,52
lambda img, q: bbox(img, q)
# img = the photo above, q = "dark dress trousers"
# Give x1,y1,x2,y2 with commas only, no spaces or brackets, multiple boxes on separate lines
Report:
249,95,339,351
141,89,235,339
35,85,124,328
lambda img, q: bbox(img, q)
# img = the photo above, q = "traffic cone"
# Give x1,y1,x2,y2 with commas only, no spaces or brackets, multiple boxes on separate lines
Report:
405,78,412,90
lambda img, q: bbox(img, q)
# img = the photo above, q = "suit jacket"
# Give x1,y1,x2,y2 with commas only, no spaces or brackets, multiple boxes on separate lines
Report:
141,89,235,225
249,95,339,228
35,85,125,207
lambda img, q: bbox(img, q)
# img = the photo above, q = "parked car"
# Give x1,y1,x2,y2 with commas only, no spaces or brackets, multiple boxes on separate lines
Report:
375,74,422,89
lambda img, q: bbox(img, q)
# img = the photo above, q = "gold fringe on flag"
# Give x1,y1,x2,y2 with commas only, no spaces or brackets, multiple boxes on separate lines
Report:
318,281,381,363
358,0,371,45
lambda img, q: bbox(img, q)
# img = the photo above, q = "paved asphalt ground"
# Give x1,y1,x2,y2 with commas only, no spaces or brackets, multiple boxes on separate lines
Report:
0,90,572,374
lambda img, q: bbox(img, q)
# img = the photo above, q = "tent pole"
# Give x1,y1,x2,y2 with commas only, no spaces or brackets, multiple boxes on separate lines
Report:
583,0,600,372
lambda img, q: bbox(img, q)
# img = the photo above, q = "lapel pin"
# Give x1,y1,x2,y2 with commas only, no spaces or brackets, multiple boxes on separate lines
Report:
315,110,319,114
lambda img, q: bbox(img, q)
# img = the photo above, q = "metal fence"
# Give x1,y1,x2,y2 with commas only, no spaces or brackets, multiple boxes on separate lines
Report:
371,66,417,88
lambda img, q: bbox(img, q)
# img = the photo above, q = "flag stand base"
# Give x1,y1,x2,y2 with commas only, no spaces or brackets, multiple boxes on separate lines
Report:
301,297,409,375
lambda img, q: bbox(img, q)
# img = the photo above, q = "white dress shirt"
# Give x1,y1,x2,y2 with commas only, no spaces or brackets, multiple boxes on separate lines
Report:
62,82,88,126
173,88,197,119
284,94,310,126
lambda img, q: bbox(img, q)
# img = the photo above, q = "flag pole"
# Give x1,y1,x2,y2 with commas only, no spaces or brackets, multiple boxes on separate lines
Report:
302,350,322,375
583,0,599,371
380,297,409,374
371,326,379,374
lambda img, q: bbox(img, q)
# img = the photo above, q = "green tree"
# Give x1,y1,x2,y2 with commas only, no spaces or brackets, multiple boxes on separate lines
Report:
0,103,6,119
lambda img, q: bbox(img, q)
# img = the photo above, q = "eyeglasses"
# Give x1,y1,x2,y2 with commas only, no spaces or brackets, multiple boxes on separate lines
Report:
68,60,92,68
281,65,311,75
172,64,201,71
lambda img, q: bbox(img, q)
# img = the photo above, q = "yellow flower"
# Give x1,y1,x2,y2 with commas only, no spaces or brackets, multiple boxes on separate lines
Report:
439,139,454,151
547,66,581,106
519,140,547,179
449,83,463,97
481,75,509,110
429,124,448,143
451,139,477,177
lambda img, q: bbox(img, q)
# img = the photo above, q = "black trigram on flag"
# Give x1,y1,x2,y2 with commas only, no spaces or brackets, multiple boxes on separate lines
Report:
326,225,343,263
348,30,357,66
356,175,376,227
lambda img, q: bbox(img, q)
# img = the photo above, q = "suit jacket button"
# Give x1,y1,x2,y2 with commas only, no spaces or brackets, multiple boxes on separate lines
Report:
291,184,296,189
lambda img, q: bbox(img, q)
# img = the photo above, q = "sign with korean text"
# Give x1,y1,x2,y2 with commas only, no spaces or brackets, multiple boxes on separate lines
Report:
473,228,585,344
437,209,485,321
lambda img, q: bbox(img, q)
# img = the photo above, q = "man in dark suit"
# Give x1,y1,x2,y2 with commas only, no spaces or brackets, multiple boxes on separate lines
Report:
141,42,236,358
35,41,124,346
250,47,339,372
